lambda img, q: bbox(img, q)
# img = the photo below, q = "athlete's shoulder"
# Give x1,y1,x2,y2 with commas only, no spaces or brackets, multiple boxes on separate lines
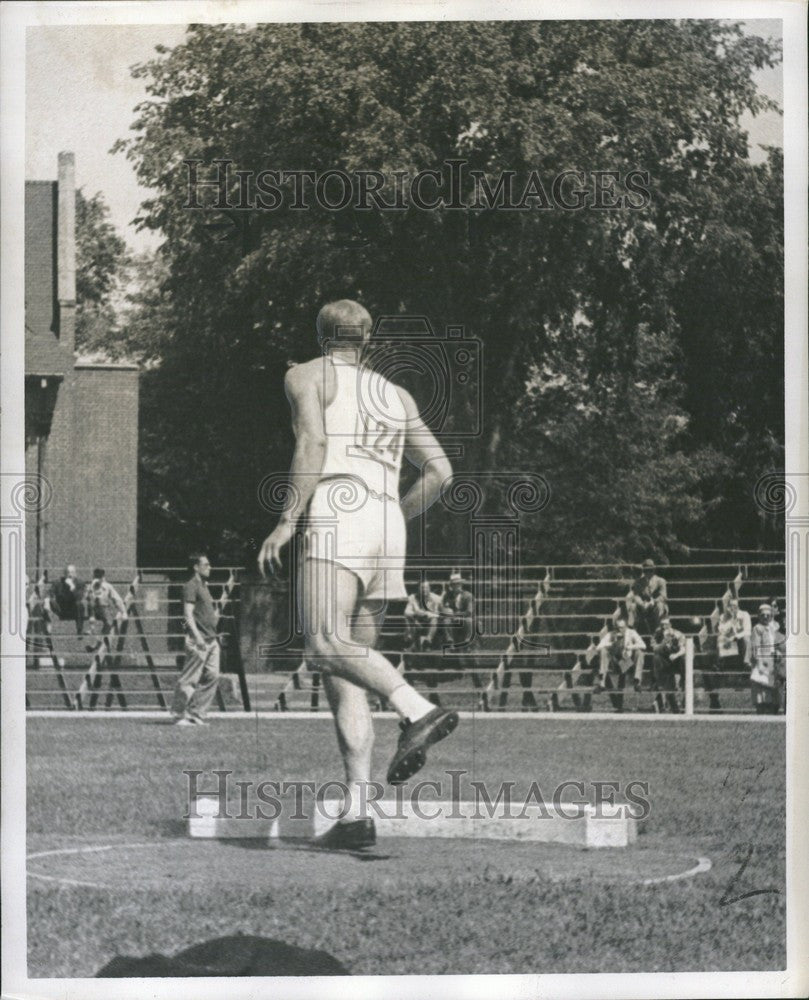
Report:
284,358,321,393
390,382,418,416
285,356,322,379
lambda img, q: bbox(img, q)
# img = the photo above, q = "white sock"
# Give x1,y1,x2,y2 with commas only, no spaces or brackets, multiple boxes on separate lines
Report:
388,683,434,723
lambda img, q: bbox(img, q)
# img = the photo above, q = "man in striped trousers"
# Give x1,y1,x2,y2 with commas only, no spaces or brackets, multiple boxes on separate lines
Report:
172,553,221,726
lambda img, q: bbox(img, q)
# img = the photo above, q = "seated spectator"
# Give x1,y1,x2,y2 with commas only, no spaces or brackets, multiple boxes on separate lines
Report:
47,564,88,635
404,581,442,652
626,559,668,636
593,618,646,711
749,603,785,715
85,568,127,650
652,617,685,713
404,580,443,704
440,570,482,689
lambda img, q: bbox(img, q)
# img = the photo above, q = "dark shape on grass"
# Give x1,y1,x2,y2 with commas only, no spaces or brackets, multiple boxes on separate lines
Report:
96,934,349,977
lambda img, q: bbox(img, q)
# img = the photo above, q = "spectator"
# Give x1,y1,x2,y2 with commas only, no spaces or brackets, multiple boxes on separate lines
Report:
48,564,88,635
440,571,482,689
171,553,221,726
749,603,785,715
404,581,442,652
593,618,647,711
403,580,443,705
651,617,686,713
716,599,751,693
726,597,752,665
25,574,51,669
775,604,787,712
84,568,127,650
626,559,668,636
694,604,721,712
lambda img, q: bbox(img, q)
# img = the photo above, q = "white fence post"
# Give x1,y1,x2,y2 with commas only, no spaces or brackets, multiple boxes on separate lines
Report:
685,636,695,716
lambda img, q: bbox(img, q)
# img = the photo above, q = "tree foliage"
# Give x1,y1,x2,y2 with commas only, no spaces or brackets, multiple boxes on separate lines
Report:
74,190,130,355
114,20,783,563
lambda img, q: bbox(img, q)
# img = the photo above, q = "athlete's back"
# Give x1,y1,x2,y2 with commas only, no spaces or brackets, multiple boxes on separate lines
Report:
291,351,408,602
317,352,407,500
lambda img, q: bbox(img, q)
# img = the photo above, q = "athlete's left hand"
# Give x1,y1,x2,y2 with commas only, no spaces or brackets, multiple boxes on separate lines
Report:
258,520,294,577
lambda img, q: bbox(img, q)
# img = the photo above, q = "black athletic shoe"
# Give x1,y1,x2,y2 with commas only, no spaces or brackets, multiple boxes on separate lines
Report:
386,707,459,785
312,818,376,851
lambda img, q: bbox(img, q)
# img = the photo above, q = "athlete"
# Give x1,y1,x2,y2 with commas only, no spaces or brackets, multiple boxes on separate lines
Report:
258,300,459,850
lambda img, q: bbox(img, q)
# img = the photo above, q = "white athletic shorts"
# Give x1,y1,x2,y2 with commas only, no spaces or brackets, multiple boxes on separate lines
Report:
303,480,407,602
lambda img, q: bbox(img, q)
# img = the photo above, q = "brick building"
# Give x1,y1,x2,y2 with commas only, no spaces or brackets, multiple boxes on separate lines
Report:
25,152,139,574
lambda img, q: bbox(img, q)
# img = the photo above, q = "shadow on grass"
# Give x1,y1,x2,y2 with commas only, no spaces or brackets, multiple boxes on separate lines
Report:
157,819,188,837
96,933,349,976
219,837,394,860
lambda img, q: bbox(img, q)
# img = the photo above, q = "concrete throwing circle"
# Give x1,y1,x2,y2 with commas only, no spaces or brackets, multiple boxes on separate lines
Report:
28,836,711,893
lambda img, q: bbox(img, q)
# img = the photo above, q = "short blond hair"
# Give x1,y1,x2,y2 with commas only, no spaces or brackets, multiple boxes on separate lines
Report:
316,300,372,346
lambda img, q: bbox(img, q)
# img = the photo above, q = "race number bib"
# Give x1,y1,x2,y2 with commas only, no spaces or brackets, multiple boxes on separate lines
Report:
355,412,404,469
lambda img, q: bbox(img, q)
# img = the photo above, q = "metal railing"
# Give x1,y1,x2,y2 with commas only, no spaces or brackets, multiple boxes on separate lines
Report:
25,562,786,715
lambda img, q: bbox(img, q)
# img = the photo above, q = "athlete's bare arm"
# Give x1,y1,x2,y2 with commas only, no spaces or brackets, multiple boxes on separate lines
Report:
398,387,453,521
258,363,326,576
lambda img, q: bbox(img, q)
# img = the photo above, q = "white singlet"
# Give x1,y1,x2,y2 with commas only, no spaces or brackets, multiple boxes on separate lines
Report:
320,354,406,497
305,354,408,601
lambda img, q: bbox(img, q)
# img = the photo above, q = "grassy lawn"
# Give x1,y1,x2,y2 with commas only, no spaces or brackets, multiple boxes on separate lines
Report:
27,715,785,976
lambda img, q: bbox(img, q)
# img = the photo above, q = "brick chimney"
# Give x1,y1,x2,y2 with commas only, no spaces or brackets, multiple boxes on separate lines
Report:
57,151,76,355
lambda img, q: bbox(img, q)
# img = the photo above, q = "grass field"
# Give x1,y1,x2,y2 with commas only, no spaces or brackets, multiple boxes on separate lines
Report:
27,715,785,977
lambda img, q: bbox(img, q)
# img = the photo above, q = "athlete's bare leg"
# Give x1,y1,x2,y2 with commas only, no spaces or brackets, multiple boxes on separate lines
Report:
301,559,429,706
319,598,383,818
303,558,456,795
322,674,373,777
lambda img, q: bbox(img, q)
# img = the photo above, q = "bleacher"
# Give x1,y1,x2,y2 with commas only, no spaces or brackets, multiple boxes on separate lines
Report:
24,569,244,711
24,553,786,714
269,555,786,713
502,558,786,713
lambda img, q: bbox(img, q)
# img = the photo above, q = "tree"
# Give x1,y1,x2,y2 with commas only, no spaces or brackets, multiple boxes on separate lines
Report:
513,320,731,561
116,21,782,562
74,190,130,355
669,147,784,547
